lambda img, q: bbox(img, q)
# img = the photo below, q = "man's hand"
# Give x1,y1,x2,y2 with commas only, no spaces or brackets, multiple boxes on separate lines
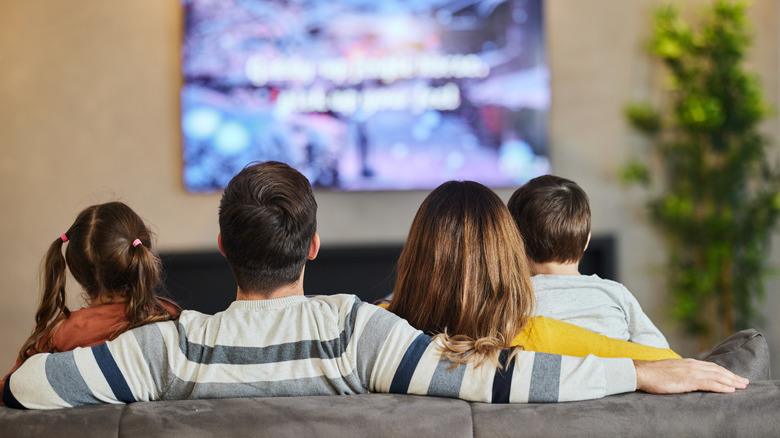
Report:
634,358,749,394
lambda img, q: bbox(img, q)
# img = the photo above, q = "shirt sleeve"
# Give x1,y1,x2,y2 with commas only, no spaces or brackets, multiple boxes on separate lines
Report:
515,316,680,360
356,304,637,403
617,288,671,349
2,322,174,410
0,355,24,402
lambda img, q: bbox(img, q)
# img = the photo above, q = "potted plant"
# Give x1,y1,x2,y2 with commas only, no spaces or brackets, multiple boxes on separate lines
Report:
622,0,780,349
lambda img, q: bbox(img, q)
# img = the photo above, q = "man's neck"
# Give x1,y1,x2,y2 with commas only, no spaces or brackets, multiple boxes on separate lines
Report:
236,281,305,301
530,261,581,276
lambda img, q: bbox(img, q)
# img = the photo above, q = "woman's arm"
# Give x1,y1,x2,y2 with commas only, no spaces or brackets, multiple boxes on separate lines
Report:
513,316,681,360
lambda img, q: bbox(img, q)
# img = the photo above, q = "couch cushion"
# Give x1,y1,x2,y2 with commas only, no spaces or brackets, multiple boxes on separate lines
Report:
120,393,473,438
470,380,780,438
0,403,125,437
699,329,771,382
2,382,779,437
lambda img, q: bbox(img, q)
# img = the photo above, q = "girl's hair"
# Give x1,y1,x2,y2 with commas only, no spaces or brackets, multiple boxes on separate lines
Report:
18,202,180,361
387,181,534,368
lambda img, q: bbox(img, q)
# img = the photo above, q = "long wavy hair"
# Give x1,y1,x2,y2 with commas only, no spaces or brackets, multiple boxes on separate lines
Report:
387,181,534,368
18,202,180,362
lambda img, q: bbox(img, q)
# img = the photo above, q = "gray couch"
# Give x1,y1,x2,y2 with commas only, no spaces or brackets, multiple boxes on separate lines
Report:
2,383,780,437
2,329,777,437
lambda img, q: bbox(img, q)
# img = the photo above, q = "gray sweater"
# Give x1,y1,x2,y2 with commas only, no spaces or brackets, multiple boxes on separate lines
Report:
533,274,669,349
3,294,636,409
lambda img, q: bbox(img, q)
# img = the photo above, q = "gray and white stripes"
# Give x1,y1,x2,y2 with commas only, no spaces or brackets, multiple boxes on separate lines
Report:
4,294,636,409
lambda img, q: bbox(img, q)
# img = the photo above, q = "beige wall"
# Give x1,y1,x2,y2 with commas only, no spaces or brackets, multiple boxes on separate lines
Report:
1,0,778,377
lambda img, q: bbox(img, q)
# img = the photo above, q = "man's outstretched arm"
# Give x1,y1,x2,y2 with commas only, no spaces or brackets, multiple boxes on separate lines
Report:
359,305,749,403
3,322,172,410
634,358,749,394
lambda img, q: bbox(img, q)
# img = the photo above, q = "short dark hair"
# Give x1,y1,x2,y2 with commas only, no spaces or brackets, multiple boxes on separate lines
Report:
507,175,591,264
218,161,317,293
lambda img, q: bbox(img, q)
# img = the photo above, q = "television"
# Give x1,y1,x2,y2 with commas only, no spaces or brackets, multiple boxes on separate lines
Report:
181,0,549,192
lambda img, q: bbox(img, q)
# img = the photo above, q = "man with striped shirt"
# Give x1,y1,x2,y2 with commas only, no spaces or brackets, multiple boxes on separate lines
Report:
3,162,747,409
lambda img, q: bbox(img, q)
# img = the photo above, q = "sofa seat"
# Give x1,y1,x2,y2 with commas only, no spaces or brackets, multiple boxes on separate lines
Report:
2,380,779,437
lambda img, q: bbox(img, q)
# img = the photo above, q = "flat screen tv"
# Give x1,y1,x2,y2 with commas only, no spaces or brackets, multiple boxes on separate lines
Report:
181,0,549,192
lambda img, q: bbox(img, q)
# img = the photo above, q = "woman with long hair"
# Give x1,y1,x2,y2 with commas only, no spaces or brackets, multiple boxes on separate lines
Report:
386,181,679,367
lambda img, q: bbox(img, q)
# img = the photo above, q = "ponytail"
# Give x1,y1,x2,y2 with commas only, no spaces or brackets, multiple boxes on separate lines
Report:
114,239,180,338
18,237,71,361
18,203,182,363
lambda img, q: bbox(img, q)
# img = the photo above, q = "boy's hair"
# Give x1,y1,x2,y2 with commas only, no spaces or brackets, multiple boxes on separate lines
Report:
507,175,591,264
20,202,179,361
218,161,317,294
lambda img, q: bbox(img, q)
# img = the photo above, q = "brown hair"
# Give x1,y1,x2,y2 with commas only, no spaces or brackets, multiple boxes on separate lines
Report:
18,202,180,362
218,161,317,294
507,175,591,264
387,181,534,367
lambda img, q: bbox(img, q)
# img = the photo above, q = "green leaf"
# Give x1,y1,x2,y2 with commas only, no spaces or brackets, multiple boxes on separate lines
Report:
625,102,662,135
620,159,651,186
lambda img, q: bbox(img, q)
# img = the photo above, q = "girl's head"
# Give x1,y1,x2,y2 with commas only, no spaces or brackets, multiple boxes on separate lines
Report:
21,202,179,360
387,181,534,366
60,202,159,301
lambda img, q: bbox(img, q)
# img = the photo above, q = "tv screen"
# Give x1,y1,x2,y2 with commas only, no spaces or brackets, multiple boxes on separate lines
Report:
181,0,549,192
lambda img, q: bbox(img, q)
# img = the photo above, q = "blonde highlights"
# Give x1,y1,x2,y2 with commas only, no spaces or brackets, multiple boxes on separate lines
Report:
388,181,534,367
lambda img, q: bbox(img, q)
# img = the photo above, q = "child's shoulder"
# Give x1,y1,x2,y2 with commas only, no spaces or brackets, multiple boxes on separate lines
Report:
532,273,621,286
532,274,633,297
579,275,635,296
583,274,627,288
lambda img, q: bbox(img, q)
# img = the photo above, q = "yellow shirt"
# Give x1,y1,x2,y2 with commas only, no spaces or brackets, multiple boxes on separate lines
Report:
378,303,680,360
512,316,680,360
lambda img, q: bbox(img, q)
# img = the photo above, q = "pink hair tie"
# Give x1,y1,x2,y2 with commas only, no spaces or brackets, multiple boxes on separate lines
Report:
132,239,143,247
60,234,68,242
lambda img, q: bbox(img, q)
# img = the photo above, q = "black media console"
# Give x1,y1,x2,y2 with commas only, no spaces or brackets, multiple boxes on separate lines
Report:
161,236,615,314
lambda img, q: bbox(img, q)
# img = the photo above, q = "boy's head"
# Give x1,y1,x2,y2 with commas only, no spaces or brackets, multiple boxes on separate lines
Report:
218,161,318,294
507,175,591,265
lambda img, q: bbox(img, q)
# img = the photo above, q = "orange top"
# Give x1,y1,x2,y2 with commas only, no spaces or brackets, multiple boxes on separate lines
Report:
1,301,179,397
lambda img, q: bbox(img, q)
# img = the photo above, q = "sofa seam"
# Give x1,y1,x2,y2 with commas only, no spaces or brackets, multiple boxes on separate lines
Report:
468,401,476,438
116,402,129,438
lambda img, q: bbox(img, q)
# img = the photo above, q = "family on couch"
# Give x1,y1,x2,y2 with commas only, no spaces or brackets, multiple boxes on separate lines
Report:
2,161,750,409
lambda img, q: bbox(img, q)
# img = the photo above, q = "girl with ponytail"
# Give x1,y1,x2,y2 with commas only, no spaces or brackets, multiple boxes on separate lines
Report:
386,181,680,369
1,202,180,396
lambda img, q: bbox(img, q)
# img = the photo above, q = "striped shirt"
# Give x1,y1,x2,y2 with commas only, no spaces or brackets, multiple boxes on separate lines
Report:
2,294,636,409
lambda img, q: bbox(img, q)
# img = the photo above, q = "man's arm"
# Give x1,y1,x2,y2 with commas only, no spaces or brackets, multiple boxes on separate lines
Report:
358,305,748,403
358,305,637,402
2,322,173,410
